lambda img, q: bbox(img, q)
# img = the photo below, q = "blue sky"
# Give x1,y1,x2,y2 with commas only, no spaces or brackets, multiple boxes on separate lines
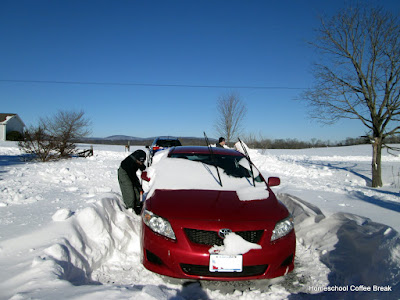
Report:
1,0,400,142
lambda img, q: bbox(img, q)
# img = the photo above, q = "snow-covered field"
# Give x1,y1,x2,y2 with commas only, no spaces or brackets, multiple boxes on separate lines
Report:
0,141,399,299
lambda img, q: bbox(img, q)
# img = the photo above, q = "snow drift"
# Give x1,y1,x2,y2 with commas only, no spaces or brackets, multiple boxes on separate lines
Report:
280,193,400,295
0,194,398,299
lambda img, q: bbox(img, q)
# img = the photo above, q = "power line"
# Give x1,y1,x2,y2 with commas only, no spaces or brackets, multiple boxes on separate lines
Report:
0,79,307,90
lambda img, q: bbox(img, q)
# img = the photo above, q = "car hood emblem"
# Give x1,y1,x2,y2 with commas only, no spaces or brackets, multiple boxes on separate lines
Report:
218,228,232,239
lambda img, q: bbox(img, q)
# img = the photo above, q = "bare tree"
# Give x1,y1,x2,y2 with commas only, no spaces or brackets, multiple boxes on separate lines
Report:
41,110,91,157
215,92,247,143
301,6,400,187
18,125,59,162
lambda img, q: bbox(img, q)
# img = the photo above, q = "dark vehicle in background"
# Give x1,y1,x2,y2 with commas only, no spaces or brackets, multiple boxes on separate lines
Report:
146,136,182,165
140,146,296,281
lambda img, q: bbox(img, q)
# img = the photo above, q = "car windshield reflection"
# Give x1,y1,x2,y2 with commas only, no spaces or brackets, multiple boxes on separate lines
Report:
170,153,262,182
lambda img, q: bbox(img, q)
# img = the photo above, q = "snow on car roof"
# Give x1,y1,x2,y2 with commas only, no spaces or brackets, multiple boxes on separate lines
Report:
144,148,269,201
169,145,240,156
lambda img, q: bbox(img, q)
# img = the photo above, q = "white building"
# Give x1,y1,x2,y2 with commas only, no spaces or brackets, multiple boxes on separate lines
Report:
0,113,25,141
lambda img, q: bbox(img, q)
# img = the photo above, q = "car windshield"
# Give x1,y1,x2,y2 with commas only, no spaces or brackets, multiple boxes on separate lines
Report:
156,139,182,147
170,152,262,181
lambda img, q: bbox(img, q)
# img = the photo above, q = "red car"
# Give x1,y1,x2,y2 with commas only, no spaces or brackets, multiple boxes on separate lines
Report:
140,146,295,281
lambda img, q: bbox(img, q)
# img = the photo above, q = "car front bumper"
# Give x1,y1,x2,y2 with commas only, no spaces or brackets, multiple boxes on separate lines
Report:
140,220,296,281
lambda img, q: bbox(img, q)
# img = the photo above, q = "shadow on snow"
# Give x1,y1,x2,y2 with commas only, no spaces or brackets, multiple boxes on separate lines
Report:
303,161,400,213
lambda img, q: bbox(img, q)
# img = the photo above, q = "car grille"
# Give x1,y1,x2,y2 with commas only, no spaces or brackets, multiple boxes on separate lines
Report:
184,228,264,246
181,263,268,277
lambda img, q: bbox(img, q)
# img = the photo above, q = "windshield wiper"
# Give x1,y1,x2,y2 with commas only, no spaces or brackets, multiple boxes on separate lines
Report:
204,132,223,187
238,138,256,187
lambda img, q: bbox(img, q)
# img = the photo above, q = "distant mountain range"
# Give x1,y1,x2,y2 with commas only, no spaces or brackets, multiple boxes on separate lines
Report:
80,135,217,145
103,135,213,141
104,135,154,141
84,135,154,141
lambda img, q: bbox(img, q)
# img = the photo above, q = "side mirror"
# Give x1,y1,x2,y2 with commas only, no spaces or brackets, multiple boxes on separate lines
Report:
141,171,151,182
267,177,280,187
145,145,150,149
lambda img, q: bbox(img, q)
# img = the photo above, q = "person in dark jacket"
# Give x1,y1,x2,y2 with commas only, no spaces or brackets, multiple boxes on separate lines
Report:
118,149,146,214
216,137,226,148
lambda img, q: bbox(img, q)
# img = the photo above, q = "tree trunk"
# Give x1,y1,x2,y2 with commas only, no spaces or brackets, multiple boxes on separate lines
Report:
371,137,383,187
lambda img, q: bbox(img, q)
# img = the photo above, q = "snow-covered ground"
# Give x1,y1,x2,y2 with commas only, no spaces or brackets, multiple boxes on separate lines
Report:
0,141,399,299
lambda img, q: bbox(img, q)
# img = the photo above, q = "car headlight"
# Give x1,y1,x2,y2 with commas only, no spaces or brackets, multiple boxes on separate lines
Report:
142,209,176,240
271,215,294,241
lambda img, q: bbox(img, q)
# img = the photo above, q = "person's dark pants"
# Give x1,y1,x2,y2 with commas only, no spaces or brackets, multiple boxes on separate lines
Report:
118,167,142,214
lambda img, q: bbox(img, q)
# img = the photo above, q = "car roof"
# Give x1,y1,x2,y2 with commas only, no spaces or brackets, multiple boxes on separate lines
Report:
154,136,180,140
168,146,245,156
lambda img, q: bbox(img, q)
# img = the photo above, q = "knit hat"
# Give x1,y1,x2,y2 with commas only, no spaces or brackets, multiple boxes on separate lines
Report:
132,149,146,163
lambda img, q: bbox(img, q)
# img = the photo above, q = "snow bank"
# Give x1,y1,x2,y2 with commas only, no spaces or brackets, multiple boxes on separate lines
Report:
279,193,400,295
0,196,145,299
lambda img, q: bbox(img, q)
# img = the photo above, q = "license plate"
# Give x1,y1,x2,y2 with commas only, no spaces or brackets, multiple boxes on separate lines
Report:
209,254,243,272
